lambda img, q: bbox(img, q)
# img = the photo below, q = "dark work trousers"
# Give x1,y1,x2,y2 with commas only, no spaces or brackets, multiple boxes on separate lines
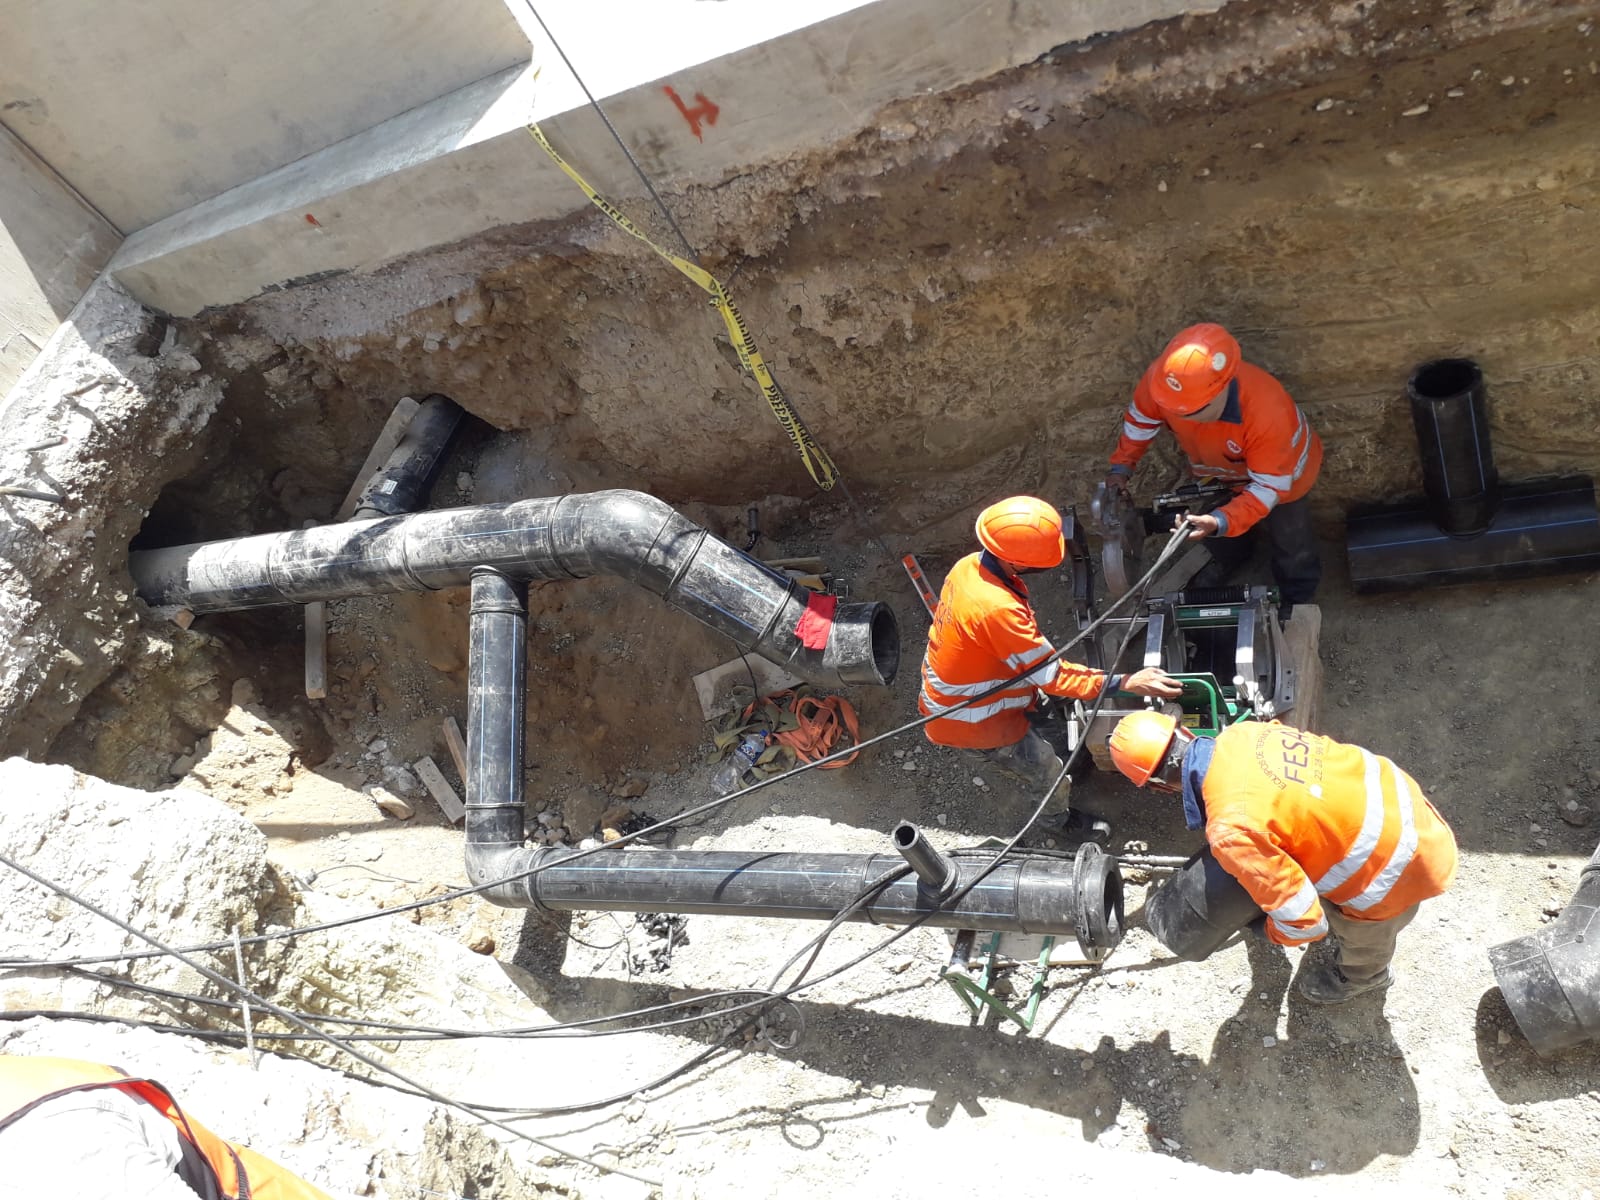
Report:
1200,492,1322,605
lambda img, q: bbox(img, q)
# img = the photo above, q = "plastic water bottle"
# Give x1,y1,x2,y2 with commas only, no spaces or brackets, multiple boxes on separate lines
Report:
712,730,768,796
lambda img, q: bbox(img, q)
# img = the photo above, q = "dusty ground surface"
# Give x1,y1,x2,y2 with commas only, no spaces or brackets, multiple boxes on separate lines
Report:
11,1,1600,1197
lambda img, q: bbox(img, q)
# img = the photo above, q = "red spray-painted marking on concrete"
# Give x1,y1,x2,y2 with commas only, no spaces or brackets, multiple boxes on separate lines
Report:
304,213,322,227
662,85,720,141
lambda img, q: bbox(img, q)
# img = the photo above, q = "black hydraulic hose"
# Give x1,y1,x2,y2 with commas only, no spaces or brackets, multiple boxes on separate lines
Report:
129,489,898,690
352,394,464,518
1488,838,1600,1055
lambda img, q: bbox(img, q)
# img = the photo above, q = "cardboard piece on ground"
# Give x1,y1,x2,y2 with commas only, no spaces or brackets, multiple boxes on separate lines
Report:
1279,603,1324,733
692,655,806,722
414,755,465,824
442,716,470,783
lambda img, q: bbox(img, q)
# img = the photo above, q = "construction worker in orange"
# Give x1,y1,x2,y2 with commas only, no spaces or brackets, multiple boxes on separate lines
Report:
1109,712,1459,1003
1105,323,1323,608
918,496,1181,834
0,1054,332,1199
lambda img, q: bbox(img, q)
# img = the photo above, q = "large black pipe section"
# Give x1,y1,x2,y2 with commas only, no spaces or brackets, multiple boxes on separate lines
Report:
353,394,465,518
1347,358,1600,592
1143,846,1260,961
479,840,1124,946
465,568,528,906
1488,838,1600,1055
129,489,899,689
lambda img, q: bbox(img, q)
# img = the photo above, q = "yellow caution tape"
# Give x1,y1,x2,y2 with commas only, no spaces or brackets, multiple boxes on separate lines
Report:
526,123,839,490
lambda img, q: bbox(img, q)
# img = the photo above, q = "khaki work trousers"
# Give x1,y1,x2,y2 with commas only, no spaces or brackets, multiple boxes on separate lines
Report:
1325,903,1419,983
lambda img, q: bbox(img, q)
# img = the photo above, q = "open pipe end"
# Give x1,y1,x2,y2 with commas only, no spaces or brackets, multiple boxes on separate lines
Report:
823,601,900,687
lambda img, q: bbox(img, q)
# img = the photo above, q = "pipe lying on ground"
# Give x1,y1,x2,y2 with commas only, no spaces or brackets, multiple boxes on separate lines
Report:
1488,839,1600,1056
130,488,899,690
352,394,464,519
1347,359,1600,592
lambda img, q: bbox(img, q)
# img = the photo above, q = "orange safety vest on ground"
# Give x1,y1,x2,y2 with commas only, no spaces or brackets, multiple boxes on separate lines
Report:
1192,724,1458,946
1110,359,1324,537
918,551,1110,750
0,1055,333,1200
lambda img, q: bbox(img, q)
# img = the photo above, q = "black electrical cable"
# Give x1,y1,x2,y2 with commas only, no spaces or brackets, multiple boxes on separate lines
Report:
0,851,663,1187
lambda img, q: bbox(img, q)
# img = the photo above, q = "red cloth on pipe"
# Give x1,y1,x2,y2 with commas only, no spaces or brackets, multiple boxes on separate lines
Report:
794,592,837,650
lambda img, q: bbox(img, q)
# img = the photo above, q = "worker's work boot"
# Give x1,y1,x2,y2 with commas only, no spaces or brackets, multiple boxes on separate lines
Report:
1295,962,1395,1005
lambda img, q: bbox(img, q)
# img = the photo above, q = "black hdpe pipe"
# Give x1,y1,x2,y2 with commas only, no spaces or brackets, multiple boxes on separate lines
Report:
1488,838,1600,1055
1143,846,1260,961
1347,358,1600,592
454,559,1116,950
481,837,1124,944
129,489,899,690
353,394,464,518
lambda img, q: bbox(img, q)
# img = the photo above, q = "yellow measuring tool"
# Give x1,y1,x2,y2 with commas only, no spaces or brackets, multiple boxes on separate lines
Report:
526,123,839,491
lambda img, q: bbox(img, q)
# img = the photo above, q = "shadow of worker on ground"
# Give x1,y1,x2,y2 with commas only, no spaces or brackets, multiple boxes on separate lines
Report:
1149,934,1421,1175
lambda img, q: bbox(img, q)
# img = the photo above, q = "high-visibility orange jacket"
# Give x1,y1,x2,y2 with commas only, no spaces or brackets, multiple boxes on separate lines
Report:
1110,359,1323,537
918,551,1112,750
0,1055,332,1200
1185,724,1458,946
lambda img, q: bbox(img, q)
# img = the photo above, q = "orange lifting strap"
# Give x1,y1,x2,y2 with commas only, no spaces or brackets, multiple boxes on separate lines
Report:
740,688,862,769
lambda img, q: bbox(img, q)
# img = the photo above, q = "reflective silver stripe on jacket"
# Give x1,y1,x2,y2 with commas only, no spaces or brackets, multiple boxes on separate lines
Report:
1122,419,1161,442
1314,749,1388,895
1268,879,1327,941
919,692,1035,723
1344,769,1421,912
1245,483,1281,511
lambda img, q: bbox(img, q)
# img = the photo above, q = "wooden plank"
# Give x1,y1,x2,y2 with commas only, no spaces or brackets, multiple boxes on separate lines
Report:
303,601,328,699
334,395,421,521
1279,603,1324,733
442,716,470,784
413,755,465,824
303,396,421,699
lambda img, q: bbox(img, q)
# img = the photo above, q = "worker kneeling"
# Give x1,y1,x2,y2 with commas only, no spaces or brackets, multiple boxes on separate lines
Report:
919,496,1180,836
1109,711,1458,1004
1105,323,1323,608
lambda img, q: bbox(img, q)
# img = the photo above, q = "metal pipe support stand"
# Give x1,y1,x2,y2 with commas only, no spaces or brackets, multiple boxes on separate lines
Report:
942,930,1055,1033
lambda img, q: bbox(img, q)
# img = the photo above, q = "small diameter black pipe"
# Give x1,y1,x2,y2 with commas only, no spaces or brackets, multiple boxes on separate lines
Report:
130,489,899,689
480,844,1121,943
893,821,957,899
353,394,465,519
465,568,527,907
1408,358,1499,537
1488,838,1600,1056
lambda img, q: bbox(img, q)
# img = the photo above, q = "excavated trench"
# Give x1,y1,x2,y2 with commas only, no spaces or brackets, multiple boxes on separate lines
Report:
18,1,1600,1191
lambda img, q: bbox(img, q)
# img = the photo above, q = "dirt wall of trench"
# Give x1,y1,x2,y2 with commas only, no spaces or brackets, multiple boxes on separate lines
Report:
184,0,1600,554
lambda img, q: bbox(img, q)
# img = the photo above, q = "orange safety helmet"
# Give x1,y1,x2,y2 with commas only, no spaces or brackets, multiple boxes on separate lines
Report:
1109,710,1182,787
1152,323,1240,417
975,496,1065,569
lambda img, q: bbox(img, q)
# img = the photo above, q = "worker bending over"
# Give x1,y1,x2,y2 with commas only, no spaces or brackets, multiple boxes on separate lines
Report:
0,1054,331,1199
919,496,1180,831
1109,712,1458,1003
1105,323,1323,607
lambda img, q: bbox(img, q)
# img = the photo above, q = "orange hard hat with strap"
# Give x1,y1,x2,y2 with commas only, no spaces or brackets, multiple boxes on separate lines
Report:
1152,323,1240,416
975,496,1065,569
1109,709,1181,787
